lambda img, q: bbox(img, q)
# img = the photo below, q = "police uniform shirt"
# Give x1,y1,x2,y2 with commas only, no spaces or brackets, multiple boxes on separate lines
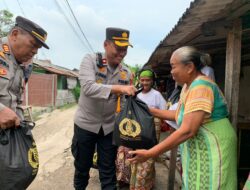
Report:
0,37,26,119
74,53,131,135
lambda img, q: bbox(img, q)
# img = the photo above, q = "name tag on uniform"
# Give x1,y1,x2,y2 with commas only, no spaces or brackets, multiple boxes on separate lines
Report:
96,72,107,78
118,79,129,85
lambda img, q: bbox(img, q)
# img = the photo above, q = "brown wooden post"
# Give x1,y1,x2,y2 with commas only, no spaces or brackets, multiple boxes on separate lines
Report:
224,18,242,129
54,74,57,107
52,74,55,107
167,147,178,190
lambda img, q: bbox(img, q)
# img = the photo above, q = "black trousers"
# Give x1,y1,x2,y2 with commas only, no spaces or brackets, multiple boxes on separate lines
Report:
71,124,117,190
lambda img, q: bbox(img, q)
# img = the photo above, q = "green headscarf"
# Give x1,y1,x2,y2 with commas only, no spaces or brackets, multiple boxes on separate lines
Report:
140,70,153,78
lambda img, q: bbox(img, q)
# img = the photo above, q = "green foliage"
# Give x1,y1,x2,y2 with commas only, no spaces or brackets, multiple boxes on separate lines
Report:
127,64,142,85
121,61,142,85
0,9,14,37
72,86,81,102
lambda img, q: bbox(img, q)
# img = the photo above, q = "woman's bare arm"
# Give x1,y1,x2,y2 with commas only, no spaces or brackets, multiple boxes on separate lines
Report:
150,108,176,121
129,110,206,163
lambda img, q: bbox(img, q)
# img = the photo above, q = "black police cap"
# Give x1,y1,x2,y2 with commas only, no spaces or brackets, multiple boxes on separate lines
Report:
15,16,49,49
106,27,133,47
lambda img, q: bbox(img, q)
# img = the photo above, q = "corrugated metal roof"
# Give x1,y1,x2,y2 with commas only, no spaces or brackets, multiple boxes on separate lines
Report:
163,0,234,46
146,0,237,67
33,59,78,78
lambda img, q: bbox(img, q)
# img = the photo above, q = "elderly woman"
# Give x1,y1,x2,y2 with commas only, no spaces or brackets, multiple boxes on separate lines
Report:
129,46,237,190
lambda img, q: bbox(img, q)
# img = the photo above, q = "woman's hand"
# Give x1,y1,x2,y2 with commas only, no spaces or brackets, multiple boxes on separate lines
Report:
128,149,151,163
149,108,176,121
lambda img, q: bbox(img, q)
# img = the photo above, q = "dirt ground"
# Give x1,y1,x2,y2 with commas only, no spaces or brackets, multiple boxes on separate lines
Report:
28,105,181,190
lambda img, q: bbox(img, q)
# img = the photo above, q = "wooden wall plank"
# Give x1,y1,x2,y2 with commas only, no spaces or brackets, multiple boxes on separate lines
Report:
224,18,242,129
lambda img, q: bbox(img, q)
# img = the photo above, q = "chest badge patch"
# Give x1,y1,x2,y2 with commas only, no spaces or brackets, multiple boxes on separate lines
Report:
96,78,103,84
120,71,127,80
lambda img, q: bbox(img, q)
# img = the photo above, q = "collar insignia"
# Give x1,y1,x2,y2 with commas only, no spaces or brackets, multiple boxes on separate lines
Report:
2,44,10,54
0,51,5,60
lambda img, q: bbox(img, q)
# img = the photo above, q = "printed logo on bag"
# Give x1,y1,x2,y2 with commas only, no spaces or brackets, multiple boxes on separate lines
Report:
92,152,98,168
166,101,172,110
119,118,141,137
28,142,39,171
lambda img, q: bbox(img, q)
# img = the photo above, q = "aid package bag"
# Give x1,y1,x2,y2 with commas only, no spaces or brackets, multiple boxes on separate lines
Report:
0,121,39,190
113,96,157,149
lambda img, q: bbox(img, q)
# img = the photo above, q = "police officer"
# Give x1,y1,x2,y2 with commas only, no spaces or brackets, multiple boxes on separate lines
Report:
72,27,136,190
0,16,49,129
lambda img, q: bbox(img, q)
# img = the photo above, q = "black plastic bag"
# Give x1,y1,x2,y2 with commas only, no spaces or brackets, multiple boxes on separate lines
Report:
0,121,39,190
168,85,181,104
166,85,182,110
113,96,157,149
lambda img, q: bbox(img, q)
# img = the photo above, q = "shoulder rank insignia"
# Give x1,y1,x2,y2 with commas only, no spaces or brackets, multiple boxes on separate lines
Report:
2,44,10,54
0,67,7,75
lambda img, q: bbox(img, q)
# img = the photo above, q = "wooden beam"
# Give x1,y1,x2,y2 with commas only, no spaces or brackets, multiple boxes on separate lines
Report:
167,147,178,190
227,2,250,20
224,18,242,129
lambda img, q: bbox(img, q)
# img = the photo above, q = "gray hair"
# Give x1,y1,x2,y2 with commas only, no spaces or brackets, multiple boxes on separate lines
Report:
200,53,212,66
173,46,210,71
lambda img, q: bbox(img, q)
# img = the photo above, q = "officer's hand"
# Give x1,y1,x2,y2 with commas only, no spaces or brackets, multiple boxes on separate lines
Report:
0,107,20,129
121,85,137,96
